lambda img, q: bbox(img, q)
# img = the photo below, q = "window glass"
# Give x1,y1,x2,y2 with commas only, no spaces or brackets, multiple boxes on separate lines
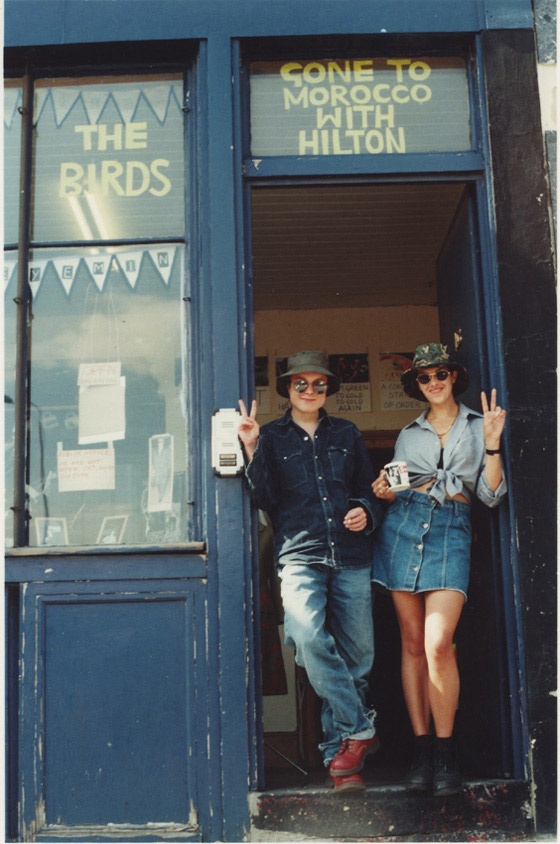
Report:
250,57,472,156
7,244,190,548
32,75,185,242
4,81,22,244
4,73,191,549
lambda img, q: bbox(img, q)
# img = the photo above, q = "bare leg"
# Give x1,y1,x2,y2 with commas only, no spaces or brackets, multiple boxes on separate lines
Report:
392,591,431,736
424,590,465,737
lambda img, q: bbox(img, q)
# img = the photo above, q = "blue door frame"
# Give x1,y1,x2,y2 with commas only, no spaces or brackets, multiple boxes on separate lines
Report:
4,1,540,840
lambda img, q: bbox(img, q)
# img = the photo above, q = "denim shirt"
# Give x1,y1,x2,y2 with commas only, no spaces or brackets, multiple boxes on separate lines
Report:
245,410,382,568
393,403,507,507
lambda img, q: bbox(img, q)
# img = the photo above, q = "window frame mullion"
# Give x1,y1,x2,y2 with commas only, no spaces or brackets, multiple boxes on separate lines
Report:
12,68,34,547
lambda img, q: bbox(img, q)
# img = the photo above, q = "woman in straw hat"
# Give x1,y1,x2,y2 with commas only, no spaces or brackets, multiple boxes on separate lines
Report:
372,343,507,796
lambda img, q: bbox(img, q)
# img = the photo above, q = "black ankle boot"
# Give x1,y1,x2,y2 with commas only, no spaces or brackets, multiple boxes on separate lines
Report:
404,734,433,792
433,736,462,796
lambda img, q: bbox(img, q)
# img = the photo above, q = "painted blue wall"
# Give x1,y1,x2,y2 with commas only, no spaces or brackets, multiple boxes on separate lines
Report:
5,0,534,47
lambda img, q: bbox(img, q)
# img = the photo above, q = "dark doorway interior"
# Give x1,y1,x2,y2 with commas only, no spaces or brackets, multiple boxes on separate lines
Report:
250,181,509,789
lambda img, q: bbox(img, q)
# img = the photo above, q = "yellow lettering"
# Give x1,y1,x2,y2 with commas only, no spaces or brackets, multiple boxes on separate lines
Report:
284,87,309,109
101,161,125,196
298,129,319,154
74,124,98,150
411,84,432,103
59,162,84,196
316,107,343,128
409,61,431,81
353,60,374,82
303,62,327,84
373,84,391,104
150,159,172,196
392,84,410,104
280,62,304,87
386,59,411,82
125,161,151,196
97,124,123,150
126,122,148,149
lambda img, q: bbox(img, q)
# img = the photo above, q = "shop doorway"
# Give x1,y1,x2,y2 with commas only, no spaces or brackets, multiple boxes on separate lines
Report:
250,180,509,788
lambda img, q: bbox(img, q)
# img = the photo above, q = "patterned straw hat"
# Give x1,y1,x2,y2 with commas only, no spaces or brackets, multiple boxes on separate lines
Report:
401,343,470,402
276,350,341,398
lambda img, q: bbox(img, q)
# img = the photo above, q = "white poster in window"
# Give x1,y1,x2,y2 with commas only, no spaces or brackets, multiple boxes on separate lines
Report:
148,434,174,512
57,446,116,492
78,377,126,444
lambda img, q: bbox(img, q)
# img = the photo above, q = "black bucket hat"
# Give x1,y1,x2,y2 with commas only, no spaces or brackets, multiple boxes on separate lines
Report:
401,343,470,402
276,350,341,398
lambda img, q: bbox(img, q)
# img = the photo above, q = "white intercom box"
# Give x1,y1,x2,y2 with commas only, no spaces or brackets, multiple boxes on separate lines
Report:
211,408,244,476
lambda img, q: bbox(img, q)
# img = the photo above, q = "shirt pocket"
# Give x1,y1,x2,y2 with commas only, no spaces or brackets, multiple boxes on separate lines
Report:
327,445,355,484
278,450,307,491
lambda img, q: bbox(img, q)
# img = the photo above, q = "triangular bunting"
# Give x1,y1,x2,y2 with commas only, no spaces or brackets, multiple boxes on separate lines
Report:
115,250,144,289
148,246,176,285
143,84,174,124
83,254,112,292
51,87,82,127
52,256,82,295
112,88,143,124
81,90,112,126
28,260,50,299
4,87,21,128
4,256,18,292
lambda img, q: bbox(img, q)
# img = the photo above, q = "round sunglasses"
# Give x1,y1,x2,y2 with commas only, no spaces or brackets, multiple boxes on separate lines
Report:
416,369,451,385
290,378,329,394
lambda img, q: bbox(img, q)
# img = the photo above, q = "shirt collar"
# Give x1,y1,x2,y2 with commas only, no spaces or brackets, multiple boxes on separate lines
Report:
279,408,333,428
404,402,481,431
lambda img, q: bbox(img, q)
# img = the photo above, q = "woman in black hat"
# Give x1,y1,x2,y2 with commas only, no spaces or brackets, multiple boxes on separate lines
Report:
372,343,507,796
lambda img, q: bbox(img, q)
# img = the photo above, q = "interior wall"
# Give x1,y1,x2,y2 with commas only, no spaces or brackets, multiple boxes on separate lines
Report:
254,304,440,433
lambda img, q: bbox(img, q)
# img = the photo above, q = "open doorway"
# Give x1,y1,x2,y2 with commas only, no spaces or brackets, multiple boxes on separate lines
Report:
250,181,509,789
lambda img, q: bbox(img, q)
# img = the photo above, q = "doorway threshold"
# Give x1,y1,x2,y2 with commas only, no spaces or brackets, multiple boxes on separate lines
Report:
249,776,533,842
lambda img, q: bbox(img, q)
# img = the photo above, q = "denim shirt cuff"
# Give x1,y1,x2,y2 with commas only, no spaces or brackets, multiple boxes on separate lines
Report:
348,497,378,534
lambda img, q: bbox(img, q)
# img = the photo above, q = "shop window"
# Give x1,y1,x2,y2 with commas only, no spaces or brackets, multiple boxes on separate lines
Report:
4,74,193,549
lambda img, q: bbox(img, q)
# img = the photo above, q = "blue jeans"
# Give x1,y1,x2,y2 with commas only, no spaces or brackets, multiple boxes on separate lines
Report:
278,563,375,765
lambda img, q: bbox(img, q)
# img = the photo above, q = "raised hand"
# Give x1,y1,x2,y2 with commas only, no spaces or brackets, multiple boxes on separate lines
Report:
480,389,506,448
237,399,260,458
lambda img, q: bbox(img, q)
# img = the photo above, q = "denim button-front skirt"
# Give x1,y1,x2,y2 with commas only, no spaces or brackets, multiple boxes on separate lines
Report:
372,489,472,600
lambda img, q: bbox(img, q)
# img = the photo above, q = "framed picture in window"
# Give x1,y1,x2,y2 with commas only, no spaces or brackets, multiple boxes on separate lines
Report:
96,515,129,545
35,517,69,546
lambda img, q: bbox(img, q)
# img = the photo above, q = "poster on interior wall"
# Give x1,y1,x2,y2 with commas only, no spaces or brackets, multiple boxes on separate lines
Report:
379,352,425,412
57,445,116,492
255,356,271,415
328,353,371,413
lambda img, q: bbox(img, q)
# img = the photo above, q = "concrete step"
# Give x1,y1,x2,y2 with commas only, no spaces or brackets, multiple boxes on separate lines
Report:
249,779,533,842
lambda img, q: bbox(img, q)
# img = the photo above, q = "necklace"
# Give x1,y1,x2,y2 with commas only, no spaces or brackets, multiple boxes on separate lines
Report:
429,409,459,441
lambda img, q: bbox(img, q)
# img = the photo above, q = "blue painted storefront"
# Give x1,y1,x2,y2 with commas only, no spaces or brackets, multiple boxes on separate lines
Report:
4,1,556,841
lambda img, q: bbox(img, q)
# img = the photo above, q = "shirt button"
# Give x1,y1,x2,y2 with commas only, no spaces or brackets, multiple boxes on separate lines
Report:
303,436,309,441
416,544,423,550
323,497,328,501
412,566,419,571
318,475,323,480
422,523,429,529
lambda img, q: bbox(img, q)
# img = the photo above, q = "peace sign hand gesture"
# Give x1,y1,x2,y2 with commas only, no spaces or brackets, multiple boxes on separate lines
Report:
480,389,506,449
238,399,260,460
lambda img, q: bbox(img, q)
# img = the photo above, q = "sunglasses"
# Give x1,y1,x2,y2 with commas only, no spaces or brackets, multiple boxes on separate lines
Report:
290,378,329,394
416,369,451,385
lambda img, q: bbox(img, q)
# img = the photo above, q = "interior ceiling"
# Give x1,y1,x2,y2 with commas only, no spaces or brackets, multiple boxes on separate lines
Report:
251,182,465,310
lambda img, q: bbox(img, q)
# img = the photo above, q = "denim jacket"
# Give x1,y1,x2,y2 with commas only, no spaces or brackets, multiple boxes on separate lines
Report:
245,410,382,569
394,403,507,507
